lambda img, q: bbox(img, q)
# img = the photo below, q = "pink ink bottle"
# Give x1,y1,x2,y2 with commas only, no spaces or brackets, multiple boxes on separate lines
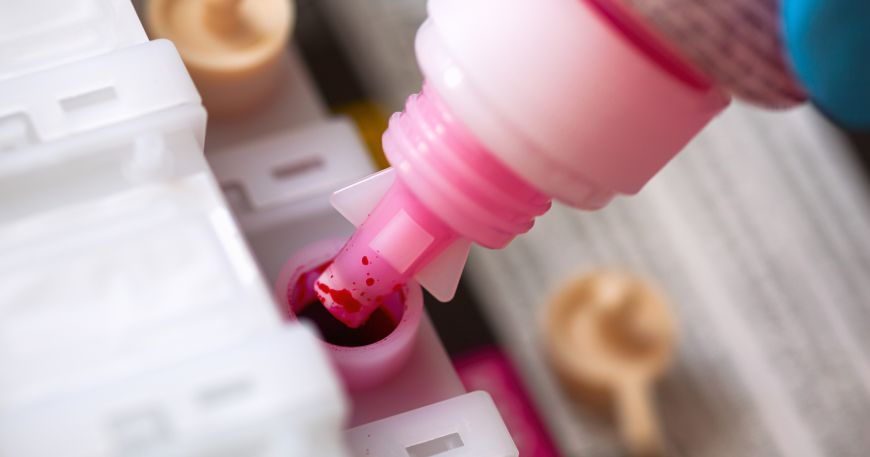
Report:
316,0,729,327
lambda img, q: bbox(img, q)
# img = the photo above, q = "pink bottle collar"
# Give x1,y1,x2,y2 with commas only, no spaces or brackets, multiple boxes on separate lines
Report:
384,82,551,249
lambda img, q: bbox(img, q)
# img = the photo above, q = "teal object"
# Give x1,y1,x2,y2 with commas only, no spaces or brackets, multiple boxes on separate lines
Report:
783,0,870,129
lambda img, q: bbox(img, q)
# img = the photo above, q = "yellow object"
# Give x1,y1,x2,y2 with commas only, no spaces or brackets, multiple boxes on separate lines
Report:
147,0,294,118
334,101,391,170
544,271,677,457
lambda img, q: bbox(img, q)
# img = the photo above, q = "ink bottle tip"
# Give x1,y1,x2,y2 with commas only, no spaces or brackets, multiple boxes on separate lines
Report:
276,238,424,390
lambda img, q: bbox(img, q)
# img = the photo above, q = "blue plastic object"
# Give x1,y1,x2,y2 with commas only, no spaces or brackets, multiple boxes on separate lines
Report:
783,0,870,129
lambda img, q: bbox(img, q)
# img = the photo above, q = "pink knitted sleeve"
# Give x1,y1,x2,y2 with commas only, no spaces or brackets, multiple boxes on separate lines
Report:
619,0,806,108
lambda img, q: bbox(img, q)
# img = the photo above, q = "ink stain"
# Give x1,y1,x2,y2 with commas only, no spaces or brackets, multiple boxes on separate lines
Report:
366,278,375,286
362,256,369,265
289,261,402,347
316,282,362,313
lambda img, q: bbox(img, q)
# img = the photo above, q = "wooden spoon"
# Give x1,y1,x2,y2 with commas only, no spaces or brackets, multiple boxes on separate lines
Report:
544,271,677,456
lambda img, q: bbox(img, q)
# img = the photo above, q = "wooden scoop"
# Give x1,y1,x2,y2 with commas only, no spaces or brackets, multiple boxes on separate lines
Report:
543,271,677,456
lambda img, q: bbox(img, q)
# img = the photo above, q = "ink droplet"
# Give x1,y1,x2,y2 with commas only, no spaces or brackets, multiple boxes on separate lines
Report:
317,282,363,313
362,256,369,265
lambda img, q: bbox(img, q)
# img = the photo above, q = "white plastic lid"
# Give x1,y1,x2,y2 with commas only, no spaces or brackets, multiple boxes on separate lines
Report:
0,39,201,152
346,391,518,457
0,0,146,81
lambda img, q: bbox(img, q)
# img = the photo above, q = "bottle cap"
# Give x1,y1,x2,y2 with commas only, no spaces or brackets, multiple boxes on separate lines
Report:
147,0,293,117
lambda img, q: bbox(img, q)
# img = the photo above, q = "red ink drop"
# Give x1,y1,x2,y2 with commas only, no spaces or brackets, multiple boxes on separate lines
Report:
366,278,375,286
317,282,363,313
362,256,369,265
